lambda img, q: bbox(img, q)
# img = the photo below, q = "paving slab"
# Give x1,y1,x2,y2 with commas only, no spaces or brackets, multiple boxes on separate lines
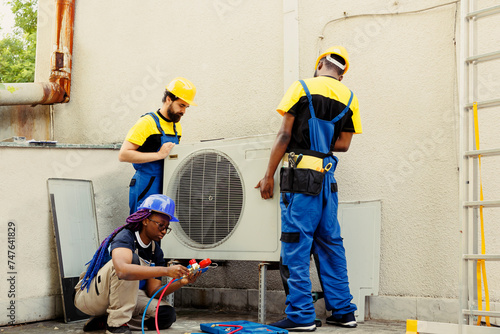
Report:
0,309,406,333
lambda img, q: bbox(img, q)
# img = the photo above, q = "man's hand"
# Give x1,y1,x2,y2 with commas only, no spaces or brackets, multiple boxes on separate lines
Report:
255,112,294,200
157,142,175,160
119,140,174,164
255,176,274,199
164,264,190,279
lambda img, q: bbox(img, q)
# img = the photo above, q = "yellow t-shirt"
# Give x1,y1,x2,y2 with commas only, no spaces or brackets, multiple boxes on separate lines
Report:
276,76,361,151
125,111,182,152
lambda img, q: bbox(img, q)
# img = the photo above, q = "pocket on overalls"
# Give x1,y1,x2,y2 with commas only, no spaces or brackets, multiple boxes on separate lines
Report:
280,232,300,243
137,176,156,202
280,167,324,196
279,167,294,192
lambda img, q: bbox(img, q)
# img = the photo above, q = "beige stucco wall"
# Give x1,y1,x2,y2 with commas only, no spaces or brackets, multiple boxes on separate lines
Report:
0,147,129,324
52,0,284,145
1,0,500,326
299,0,462,299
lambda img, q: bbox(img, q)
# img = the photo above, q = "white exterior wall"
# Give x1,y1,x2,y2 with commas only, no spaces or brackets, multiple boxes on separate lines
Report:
300,0,461,299
1,0,500,326
54,0,284,144
0,147,129,324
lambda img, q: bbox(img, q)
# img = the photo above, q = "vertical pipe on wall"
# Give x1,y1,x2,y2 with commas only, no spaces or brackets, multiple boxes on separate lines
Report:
283,0,299,94
458,0,470,329
0,0,75,106
50,0,75,102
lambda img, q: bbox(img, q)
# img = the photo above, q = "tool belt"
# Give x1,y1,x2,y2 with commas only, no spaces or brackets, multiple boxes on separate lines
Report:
280,152,331,196
282,153,323,171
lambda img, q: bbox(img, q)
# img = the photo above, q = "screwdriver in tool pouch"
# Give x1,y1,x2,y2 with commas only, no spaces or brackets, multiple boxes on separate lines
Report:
295,154,303,168
288,152,295,168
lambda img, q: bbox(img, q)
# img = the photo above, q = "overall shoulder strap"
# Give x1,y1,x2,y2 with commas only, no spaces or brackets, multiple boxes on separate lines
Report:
146,112,167,136
331,90,354,124
298,80,316,119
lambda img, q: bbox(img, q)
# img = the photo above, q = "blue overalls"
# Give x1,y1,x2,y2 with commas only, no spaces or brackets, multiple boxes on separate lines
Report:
279,79,357,324
128,112,179,214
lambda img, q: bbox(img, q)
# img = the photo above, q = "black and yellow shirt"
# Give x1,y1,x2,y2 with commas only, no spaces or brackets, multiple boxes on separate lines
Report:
277,76,362,152
125,110,182,152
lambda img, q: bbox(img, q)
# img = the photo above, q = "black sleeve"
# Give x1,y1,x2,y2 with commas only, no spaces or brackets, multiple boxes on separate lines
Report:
109,229,135,254
287,97,309,117
339,110,355,133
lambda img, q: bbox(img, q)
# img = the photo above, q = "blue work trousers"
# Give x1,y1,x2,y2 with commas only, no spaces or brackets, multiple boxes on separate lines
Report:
280,166,356,324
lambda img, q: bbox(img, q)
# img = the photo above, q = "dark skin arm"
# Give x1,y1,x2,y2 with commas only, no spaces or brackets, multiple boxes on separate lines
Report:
333,131,354,152
111,248,189,281
255,112,295,199
255,111,353,199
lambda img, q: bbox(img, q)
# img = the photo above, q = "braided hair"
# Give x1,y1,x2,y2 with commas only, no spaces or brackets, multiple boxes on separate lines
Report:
80,209,152,291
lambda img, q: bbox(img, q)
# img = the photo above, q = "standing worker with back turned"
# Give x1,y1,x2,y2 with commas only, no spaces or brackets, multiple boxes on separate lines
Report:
119,77,197,214
256,46,362,331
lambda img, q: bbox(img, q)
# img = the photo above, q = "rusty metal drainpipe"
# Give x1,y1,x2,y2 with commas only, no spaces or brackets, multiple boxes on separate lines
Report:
0,0,75,106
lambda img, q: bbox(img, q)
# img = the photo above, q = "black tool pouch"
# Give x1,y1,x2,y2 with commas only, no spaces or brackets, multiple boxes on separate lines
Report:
279,167,325,196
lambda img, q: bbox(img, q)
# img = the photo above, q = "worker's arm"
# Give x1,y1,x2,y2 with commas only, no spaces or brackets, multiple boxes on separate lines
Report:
118,140,175,164
255,112,295,199
146,271,202,298
333,131,354,152
111,247,189,280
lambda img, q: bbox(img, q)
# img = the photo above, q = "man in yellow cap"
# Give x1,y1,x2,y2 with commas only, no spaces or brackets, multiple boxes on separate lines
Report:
119,77,197,214
256,46,362,331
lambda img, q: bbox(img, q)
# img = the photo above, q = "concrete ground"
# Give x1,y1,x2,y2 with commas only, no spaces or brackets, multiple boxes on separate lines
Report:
0,309,406,334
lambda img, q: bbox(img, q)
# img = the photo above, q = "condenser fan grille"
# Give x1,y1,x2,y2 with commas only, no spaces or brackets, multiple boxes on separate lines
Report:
167,150,244,248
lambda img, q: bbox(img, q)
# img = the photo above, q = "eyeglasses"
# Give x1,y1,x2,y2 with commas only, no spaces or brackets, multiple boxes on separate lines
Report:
147,217,172,234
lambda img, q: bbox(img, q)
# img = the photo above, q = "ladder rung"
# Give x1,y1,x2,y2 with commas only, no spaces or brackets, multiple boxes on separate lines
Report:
466,50,500,63
463,254,500,261
466,98,500,109
464,200,500,208
465,148,500,157
463,309,500,317
466,5,500,19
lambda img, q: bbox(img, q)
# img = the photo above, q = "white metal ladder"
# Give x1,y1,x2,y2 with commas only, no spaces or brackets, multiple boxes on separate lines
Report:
405,2,500,332
459,0,500,332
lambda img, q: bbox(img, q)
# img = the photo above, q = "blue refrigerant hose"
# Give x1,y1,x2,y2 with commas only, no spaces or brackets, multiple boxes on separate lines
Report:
141,277,179,334
141,266,209,334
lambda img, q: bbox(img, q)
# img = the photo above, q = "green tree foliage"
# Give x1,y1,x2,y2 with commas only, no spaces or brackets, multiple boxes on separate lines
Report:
0,0,38,82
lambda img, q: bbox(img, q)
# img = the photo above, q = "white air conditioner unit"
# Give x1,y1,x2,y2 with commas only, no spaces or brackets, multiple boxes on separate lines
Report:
162,134,381,322
162,134,281,261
